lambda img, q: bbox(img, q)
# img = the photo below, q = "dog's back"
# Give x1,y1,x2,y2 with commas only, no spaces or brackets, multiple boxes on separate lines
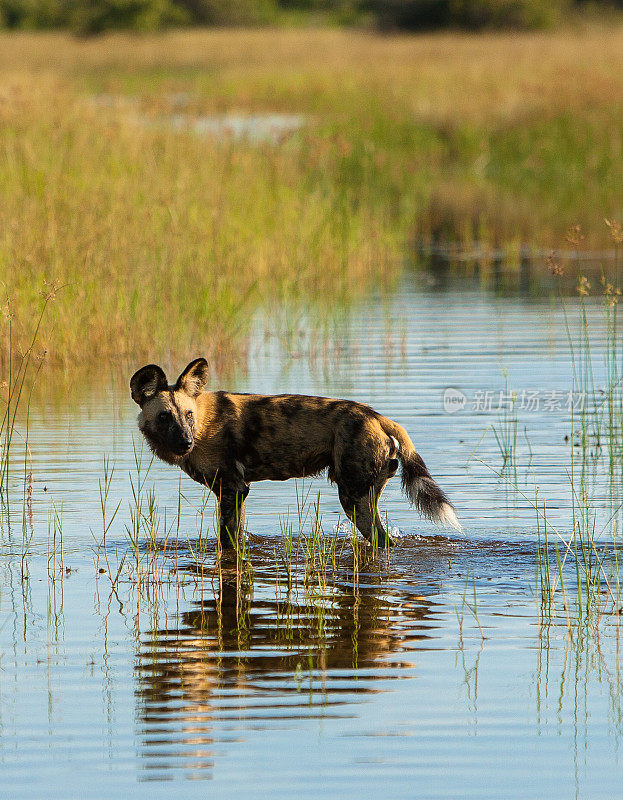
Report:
191,391,381,484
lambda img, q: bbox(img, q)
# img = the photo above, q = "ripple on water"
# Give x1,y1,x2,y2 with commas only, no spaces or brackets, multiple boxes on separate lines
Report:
2,279,623,797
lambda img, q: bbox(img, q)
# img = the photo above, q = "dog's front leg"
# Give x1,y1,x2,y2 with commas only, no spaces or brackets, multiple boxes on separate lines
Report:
217,481,250,550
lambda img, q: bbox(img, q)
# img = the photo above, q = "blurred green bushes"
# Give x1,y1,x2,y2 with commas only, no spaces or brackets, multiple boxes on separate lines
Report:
368,0,568,30
0,0,276,32
0,0,621,34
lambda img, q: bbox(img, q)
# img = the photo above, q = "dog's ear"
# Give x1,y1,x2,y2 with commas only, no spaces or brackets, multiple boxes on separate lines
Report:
175,358,209,398
130,364,168,406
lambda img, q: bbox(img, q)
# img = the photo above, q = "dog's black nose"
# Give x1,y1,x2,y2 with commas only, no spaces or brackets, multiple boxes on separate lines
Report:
172,433,193,454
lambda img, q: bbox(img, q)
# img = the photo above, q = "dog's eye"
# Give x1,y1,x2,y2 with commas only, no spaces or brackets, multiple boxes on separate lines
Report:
157,411,169,423
185,410,193,421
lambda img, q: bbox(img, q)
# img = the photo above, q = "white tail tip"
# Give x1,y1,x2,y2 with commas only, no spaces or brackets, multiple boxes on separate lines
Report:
439,503,463,534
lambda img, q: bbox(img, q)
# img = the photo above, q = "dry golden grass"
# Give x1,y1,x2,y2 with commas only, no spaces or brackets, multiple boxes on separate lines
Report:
2,26,623,375
3,26,623,124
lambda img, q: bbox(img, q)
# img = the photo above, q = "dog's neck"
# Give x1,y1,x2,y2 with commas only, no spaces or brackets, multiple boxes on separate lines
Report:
193,391,220,438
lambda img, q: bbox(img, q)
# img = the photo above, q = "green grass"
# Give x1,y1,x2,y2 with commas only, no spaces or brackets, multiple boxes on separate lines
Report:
2,28,623,375
482,253,623,622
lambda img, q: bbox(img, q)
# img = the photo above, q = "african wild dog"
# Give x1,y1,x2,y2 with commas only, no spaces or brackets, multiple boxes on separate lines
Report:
130,358,461,549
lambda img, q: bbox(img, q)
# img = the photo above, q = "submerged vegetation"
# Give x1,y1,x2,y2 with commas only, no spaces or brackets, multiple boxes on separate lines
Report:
3,28,623,628
2,28,623,371
4,236,623,792
0,289,53,512
536,260,623,620
4,22,623,794
471,227,623,624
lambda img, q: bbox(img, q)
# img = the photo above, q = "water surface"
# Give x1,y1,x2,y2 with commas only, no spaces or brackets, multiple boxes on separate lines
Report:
2,273,622,798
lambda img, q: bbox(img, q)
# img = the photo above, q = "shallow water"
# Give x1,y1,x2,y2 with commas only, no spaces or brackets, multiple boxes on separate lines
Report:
2,273,623,798
89,94,307,142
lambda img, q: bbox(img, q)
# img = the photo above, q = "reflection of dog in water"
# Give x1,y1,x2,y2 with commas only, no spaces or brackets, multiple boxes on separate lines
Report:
130,357,461,549
135,575,438,776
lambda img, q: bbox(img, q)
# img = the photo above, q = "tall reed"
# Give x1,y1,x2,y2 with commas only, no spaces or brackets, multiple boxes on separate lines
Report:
530,228,623,620
0,288,55,510
5,29,623,375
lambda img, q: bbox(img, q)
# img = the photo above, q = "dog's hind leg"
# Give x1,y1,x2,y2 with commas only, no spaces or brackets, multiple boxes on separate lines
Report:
338,485,392,548
333,426,398,548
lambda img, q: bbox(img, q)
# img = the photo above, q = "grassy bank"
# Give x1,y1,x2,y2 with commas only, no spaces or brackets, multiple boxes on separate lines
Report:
2,27,623,372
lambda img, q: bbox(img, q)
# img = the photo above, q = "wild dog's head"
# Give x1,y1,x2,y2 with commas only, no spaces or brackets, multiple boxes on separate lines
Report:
130,358,209,465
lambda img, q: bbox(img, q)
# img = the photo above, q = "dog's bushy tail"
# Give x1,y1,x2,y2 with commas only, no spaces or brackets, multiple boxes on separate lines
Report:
380,417,462,533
